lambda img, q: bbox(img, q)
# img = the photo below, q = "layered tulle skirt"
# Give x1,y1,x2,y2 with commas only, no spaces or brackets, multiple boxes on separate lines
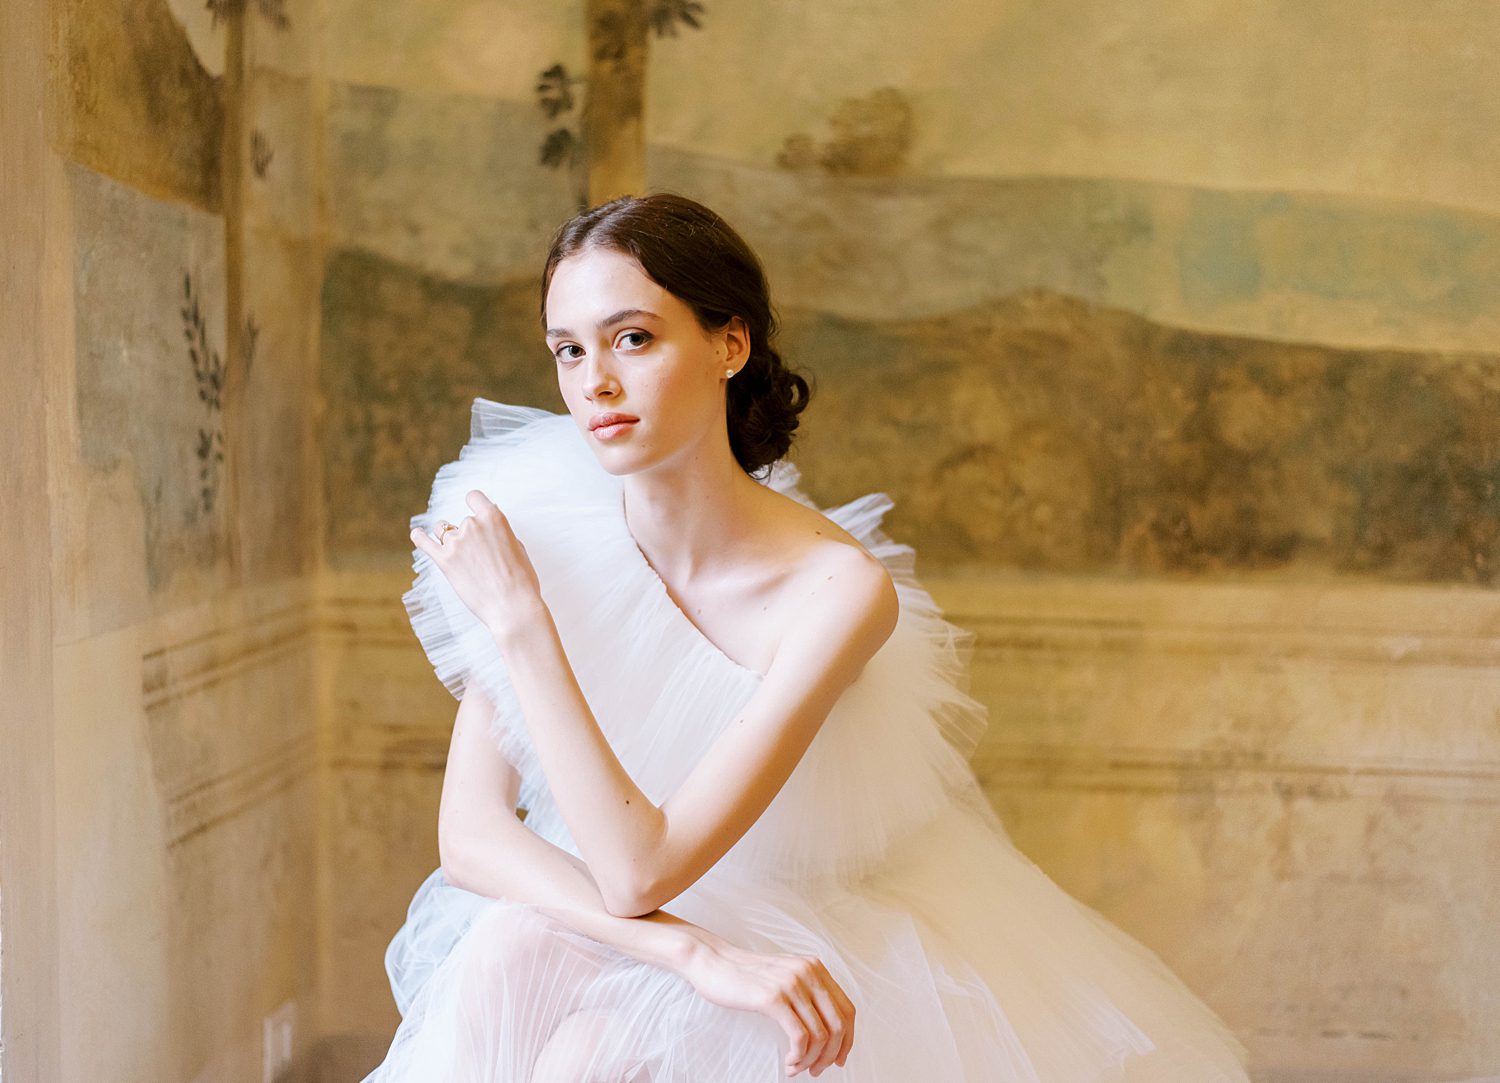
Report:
365,777,1250,1082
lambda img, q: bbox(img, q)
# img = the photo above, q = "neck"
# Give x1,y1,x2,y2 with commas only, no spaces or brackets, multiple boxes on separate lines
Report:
621,440,764,586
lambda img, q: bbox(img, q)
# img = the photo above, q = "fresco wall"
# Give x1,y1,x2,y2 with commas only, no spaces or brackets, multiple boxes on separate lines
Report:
317,2,1499,1080
5,0,325,1075
10,0,1494,1079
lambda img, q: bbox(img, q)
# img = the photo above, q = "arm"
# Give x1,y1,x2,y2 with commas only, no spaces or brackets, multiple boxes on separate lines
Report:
495,544,900,918
443,683,862,1078
437,683,734,973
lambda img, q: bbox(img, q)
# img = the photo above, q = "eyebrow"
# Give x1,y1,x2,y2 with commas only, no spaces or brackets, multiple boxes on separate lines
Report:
545,308,660,339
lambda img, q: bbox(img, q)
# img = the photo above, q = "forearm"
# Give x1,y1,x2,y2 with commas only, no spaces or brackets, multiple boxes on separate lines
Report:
490,606,665,906
444,810,723,974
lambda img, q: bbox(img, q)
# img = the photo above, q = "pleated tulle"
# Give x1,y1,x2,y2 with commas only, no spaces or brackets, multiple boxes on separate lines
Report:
366,398,1253,1081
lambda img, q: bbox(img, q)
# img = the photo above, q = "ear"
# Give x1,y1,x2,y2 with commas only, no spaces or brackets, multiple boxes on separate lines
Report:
719,315,752,369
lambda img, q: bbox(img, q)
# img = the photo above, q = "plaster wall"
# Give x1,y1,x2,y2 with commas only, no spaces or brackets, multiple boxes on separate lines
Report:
5,0,1496,1080
4,0,327,1076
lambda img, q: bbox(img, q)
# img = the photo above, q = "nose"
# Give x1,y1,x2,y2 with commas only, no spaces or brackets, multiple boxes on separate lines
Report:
582,349,619,400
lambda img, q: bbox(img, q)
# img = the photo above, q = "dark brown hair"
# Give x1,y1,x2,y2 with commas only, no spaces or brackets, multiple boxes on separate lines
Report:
539,192,812,478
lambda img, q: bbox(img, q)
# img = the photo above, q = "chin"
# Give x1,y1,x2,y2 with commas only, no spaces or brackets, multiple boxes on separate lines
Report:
585,440,652,477
590,454,641,478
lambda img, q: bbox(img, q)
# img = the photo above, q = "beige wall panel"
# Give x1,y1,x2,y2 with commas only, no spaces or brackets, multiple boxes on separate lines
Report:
933,576,1500,1079
244,68,321,240
240,0,316,78
953,579,1500,766
319,0,585,99
2,0,65,1070
648,149,1500,354
49,584,319,1080
316,574,454,1069
53,629,173,1082
646,0,1500,215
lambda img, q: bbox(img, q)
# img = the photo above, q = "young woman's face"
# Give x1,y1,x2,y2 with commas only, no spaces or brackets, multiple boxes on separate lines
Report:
544,245,747,476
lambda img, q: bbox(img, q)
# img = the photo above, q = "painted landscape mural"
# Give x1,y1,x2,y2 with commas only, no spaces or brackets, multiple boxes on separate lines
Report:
7,0,1496,1078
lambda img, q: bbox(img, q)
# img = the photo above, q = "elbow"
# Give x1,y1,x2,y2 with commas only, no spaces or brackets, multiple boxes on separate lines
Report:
599,869,665,919
599,880,653,918
598,811,673,917
603,896,659,919
597,810,675,912
602,897,653,919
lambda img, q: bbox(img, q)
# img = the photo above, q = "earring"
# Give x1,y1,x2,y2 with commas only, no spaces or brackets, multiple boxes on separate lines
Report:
724,368,734,378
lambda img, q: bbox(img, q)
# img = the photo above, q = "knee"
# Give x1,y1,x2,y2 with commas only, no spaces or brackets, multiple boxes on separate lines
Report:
530,1008,623,1083
461,905,567,993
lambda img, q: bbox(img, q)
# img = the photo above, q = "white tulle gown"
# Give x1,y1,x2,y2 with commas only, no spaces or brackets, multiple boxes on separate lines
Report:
363,398,1254,1082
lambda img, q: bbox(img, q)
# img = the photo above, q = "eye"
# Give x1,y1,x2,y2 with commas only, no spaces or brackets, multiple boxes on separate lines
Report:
554,344,582,362
617,330,651,349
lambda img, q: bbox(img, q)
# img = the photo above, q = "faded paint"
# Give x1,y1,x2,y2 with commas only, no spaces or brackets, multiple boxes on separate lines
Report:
775,87,916,177
69,162,232,600
646,0,1500,216
319,250,561,566
326,84,585,281
18,0,326,1074
650,148,1500,354
53,0,225,211
318,0,587,98
782,288,1500,585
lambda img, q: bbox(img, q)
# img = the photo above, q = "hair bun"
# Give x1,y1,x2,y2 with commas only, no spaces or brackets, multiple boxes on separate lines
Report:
728,345,812,478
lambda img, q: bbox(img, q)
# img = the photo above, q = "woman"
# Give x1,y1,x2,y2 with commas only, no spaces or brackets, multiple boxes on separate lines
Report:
364,193,1253,1081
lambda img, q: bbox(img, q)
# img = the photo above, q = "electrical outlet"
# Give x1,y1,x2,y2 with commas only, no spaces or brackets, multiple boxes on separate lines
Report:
262,999,296,1083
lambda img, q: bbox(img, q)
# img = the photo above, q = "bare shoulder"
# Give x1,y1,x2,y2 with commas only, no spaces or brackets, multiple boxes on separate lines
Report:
768,495,900,664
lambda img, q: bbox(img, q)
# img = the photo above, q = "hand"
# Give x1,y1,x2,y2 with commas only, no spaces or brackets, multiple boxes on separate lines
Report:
678,935,855,1077
410,489,545,637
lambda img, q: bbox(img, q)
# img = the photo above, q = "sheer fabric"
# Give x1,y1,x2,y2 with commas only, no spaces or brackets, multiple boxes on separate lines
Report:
363,399,1253,1082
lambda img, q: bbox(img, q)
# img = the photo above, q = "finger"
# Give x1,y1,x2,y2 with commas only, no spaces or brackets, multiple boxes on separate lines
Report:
831,1018,853,1073
794,979,842,1076
832,988,856,1068
465,489,499,516
410,525,440,559
796,960,852,1075
804,982,846,1075
815,966,857,1068
766,996,809,1074
784,984,828,1075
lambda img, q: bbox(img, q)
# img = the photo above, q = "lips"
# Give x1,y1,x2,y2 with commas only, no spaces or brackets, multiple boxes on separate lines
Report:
589,412,639,431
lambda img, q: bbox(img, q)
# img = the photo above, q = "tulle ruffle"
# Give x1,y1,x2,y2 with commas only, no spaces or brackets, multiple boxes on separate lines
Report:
402,397,996,886
722,458,995,885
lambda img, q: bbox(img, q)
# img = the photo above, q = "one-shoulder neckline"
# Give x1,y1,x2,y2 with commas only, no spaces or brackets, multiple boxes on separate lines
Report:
613,488,768,683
